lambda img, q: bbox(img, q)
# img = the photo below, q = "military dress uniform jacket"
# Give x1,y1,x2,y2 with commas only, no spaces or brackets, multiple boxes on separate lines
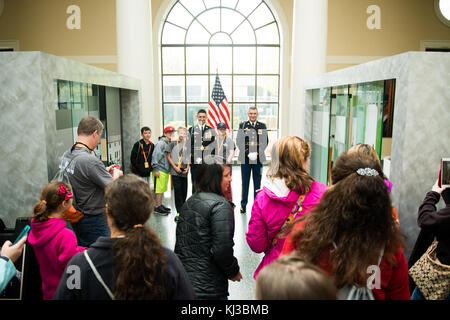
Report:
188,124,215,164
236,121,268,164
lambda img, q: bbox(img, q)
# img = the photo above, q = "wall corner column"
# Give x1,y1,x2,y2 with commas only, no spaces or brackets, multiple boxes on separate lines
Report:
288,0,328,138
116,0,156,133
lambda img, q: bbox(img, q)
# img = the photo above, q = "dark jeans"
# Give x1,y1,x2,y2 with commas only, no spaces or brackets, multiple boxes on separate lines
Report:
190,164,197,194
241,163,262,208
172,175,188,214
72,214,110,247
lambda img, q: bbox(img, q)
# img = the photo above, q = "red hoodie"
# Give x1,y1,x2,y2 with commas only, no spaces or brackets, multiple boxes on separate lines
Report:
28,218,86,300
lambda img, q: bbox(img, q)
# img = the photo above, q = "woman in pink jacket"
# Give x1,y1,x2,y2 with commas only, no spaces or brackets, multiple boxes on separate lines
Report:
28,181,86,299
246,136,326,279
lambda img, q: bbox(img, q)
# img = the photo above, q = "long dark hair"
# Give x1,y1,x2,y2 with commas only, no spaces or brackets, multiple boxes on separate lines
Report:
104,174,165,300
194,163,224,196
291,152,406,288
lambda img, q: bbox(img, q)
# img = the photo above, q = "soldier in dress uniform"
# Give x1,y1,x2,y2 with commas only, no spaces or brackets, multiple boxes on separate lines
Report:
236,106,269,214
188,109,215,193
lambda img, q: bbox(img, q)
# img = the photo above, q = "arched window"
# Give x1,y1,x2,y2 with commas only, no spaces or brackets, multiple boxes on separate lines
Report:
161,0,280,143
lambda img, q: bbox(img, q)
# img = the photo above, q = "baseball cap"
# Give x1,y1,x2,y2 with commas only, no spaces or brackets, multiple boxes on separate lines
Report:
217,122,227,130
164,126,176,133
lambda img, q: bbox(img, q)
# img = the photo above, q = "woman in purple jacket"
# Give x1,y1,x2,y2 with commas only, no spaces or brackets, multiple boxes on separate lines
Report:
246,136,327,279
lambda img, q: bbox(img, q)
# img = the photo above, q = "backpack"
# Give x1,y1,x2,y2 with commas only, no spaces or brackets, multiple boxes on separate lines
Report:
51,152,77,183
334,242,385,300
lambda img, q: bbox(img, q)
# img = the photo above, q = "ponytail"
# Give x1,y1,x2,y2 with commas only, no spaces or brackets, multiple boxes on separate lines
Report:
112,226,166,300
33,200,48,222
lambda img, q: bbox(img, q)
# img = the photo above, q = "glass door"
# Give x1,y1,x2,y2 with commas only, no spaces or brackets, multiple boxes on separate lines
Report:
329,85,350,179
310,87,332,185
349,81,384,157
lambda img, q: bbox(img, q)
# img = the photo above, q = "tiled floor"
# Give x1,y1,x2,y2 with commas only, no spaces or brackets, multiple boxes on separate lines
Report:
146,165,266,300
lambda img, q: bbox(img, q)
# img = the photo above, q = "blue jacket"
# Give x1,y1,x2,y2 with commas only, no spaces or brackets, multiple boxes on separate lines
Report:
0,257,16,293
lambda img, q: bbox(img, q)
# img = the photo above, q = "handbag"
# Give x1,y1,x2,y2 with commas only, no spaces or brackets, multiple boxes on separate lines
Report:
409,238,450,300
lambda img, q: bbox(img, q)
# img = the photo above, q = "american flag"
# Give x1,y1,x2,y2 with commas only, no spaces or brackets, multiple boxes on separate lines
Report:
208,74,230,132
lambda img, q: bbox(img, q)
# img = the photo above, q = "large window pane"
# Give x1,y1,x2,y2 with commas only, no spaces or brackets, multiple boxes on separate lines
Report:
166,2,193,29
257,47,279,74
255,104,278,130
162,23,186,44
58,80,71,110
236,0,262,16
257,76,278,102
163,76,185,102
255,22,279,44
204,0,220,9
180,0,205,16
186,20,211,44
248,2,274,29
162,47,184,74
232,104,255,127
186,47,208,74
234,47,256,74
197,8,220,34
210,46,232,74
164,104,186,129
222,0,238,9
162,1,280,143
231,20,256,44
187,104,209,127
221,8,245,34
234,76,256,102
210,32,232,45
187,76,209,102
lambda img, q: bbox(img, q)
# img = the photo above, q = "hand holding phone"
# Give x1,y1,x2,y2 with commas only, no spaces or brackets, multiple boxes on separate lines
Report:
13,225,30,245
441,158,450,188
1,233,28,263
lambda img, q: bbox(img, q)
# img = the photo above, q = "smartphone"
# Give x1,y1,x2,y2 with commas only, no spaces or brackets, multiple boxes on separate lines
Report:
441,158,450,188
13,225,30,245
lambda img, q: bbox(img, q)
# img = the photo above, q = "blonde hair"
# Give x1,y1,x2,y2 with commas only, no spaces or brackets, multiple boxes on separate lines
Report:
348,144,386,179
255,254,337,300
348,144,380,166
267,136,313,194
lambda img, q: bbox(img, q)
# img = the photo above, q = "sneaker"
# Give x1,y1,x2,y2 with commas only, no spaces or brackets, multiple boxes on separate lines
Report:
240,206,246,214
154,206,169,216
161,205,171,213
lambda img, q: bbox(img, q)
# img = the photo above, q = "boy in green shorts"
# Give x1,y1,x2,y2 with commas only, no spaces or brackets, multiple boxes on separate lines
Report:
151,126,175,215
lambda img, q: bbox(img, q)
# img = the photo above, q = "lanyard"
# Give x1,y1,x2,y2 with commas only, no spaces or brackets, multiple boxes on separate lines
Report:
72,142,93,152
217,135,226,155
140,142,151,162
176,139,186,160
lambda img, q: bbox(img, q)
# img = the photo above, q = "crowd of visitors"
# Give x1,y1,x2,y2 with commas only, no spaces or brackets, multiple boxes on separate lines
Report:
1,111,448,301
